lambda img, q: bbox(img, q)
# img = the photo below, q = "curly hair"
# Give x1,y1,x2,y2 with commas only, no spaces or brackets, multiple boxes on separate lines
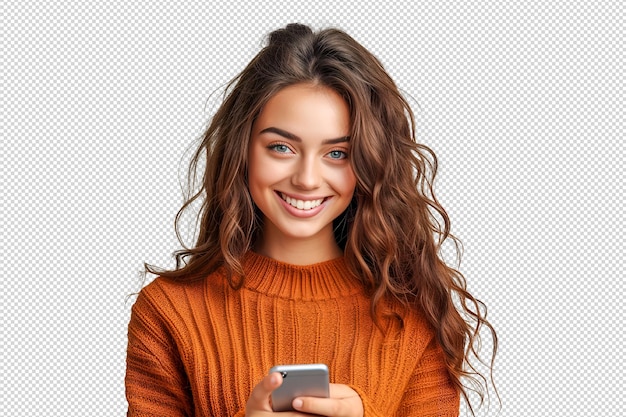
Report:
146,23,497,412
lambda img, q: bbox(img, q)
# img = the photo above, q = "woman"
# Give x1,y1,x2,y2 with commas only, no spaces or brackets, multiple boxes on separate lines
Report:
126,23,497,416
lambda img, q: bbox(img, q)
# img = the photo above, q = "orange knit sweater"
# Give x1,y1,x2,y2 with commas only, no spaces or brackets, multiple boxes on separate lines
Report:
126,252,460,416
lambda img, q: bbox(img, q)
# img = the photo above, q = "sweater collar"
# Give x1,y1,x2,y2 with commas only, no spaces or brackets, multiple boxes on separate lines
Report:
241,251,362,301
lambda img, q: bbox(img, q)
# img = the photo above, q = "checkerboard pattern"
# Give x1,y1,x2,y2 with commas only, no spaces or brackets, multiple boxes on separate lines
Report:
2,1,623,415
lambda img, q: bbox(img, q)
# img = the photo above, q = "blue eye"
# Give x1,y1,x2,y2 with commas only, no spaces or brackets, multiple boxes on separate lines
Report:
328,150,347,159
269,144,292,153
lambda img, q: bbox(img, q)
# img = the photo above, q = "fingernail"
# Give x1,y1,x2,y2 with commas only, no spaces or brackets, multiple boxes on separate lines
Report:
292,399,303,409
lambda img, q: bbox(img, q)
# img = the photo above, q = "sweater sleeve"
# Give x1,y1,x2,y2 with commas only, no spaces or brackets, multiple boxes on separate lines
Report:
348,384,386,417
125,289,194,416
396,336,460,416
350,335,460,417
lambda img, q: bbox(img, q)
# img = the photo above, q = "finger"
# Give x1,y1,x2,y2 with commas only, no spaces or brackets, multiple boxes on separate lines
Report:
292,396,339,416
247,372,283,411
292,384,362,417
329,383,355,398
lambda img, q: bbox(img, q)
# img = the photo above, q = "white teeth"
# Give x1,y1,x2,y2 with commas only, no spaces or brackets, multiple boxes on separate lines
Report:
281,193,324,210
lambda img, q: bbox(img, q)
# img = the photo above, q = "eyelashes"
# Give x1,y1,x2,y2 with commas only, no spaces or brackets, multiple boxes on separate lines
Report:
267,142,349,160
327,150,348,160
268,143,292,154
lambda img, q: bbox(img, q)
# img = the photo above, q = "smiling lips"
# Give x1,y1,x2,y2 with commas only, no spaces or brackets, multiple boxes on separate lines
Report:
280,192,325,210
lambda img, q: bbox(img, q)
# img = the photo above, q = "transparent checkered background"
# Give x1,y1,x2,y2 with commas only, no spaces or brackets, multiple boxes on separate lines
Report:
2,1,623,415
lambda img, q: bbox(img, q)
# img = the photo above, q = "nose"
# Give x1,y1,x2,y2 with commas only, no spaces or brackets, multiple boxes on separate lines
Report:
291,156,322,190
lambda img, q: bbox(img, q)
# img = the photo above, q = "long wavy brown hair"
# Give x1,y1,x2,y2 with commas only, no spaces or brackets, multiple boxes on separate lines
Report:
146,23,498,413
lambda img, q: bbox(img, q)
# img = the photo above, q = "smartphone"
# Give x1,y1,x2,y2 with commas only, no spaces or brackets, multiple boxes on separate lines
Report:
269,363,330,411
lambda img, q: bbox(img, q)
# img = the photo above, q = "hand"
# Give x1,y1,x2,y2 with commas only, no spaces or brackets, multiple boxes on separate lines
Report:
245,374,364,417
292,384,364,417
245,372,283,416
246,372,309,416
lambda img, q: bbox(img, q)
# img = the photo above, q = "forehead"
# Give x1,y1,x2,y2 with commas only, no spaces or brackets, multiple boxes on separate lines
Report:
254,84,350,139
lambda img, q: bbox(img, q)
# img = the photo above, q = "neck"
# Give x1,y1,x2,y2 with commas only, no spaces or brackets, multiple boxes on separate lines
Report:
254,229,343,265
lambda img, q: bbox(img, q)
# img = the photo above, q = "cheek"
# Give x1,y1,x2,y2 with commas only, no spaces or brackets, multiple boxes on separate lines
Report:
249,158,279,187
247,149,261,200
247,151,281,202
335,166,357,197
247,162,264,200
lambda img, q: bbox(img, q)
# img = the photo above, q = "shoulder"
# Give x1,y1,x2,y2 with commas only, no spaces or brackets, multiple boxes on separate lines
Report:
127,269,231,344
131,267,229,318
133,277,197,310
139,275,205,300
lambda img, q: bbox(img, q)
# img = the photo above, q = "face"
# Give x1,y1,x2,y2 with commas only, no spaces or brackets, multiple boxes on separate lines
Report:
248,83,356,254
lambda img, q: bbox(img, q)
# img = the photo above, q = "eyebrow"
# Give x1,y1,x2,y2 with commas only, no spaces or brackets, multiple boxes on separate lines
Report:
259,127,350,145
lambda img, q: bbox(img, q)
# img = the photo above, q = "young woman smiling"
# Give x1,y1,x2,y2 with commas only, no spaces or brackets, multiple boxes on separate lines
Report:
126,23,497,417
248,83,356,265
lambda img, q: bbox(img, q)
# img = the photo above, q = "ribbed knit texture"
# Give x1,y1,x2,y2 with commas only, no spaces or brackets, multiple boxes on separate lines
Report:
126,252,460,416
